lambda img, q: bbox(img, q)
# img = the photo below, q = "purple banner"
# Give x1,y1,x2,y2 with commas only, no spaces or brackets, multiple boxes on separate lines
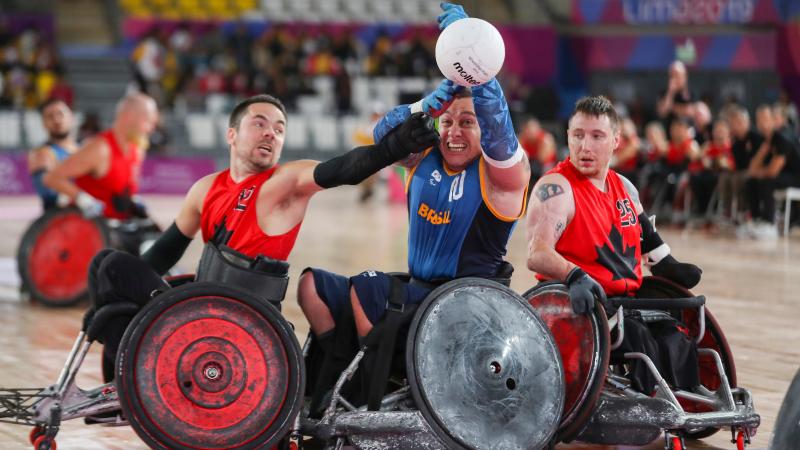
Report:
572,0,790,25
0,153,33,195
0,153,215,195
570,32,776,71
138,156,216,194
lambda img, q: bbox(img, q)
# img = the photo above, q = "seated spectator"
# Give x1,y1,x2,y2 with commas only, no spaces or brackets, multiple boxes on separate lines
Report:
693,100,712,147
689,120,734,218
658,117,700,219
742,105,800,238
518,117,557,187
612,117,642,187
723,104,762,221
639,121,669,210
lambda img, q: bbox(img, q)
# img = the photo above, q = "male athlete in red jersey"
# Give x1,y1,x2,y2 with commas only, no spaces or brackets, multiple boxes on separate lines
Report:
44,93,159,219
83,94,438,385
526,95,702,394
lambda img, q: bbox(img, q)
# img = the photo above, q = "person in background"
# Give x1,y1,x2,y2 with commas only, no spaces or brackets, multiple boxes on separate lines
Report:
27,98,78,211
44,93,159,220
519,116,557,187
742,105,800,238
723,105,762,221
612,117,641,187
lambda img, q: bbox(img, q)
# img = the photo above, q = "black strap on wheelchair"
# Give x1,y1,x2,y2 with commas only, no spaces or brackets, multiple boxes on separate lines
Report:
196,242,290,309
362,276,416,411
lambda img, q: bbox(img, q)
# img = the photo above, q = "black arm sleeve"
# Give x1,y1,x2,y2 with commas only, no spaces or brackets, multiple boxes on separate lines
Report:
313,144,397,189
314,111,438,189
638,212,664,254
141,221,193,276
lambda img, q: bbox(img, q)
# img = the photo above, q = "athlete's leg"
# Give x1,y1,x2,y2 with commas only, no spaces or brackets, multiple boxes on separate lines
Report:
297,270,335,335
350,286,374,337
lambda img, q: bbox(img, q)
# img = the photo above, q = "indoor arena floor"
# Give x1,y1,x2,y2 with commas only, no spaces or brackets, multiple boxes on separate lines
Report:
0,187,797,449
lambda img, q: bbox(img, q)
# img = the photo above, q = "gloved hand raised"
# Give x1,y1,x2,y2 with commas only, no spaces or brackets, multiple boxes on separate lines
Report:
422,79,461,117
379,112,440,159
650,254,702,289
437,2,468,30
565,267,606,315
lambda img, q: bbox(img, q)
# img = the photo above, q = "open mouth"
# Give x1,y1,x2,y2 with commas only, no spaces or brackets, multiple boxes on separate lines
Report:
257,145,273,156
446,142,467,153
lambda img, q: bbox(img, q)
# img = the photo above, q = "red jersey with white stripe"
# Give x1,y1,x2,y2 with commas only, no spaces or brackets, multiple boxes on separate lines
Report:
75,130,142,219
546,159,642,296
200,167,301,261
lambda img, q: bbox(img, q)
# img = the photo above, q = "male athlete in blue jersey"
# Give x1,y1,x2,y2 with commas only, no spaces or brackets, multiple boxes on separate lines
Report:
27,99,78,211
297,4,530,408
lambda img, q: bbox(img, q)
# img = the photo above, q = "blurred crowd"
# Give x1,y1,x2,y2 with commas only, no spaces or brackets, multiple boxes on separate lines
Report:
0,25,73,109
5,22,800,237
129,22,562,120
129,23,443,112
521,61,800,239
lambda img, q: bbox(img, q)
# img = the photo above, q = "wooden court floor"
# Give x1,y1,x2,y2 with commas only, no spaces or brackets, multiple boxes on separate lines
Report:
0,188,797,449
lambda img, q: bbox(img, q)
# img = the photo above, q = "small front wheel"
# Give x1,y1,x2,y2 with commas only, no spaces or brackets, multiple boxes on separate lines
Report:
33,435,57,450
28,426,45,445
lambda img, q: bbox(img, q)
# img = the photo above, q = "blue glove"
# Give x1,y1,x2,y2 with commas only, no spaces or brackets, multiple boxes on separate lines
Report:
438,2,468,30
422,79,460,117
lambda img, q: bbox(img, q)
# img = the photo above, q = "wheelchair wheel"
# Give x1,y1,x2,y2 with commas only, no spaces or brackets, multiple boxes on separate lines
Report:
16,208,109,307
523,282,610,443
637,276,736,440
407,278,564,450
116,282,304,450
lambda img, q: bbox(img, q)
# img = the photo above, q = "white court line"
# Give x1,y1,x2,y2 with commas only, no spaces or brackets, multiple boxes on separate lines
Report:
0,257,21,302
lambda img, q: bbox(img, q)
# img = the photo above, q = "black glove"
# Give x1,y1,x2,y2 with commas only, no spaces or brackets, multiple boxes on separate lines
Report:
650,254,702,289
380,112,440,159
111,192,148,218
565,267,606,315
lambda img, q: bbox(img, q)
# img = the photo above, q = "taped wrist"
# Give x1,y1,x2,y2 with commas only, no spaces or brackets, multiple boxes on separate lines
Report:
313,144,396,189
639,213,670,264
141,222,192,275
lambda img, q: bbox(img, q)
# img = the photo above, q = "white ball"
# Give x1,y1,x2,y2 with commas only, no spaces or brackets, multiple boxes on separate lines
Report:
435,18,505,87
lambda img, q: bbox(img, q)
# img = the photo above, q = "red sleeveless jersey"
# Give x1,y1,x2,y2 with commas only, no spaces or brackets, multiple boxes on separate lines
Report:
75,130,142,219
544,159,642,296
200,167,301,261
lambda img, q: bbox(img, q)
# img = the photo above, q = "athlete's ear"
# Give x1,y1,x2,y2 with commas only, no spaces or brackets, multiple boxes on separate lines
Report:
226,127,237,146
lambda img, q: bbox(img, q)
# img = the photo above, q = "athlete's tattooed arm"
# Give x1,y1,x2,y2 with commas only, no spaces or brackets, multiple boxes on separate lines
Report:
526,173,576,280
555,220,565,240
535,183,565,202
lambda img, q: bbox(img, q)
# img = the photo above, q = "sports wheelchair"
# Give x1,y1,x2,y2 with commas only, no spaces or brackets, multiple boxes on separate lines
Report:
523,276,760,450
296,277,565,450
0,244,303,450
2,253,564,449
16,207,162,307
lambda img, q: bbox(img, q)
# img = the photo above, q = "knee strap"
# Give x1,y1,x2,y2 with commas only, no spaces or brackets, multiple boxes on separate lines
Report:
84,301,141,342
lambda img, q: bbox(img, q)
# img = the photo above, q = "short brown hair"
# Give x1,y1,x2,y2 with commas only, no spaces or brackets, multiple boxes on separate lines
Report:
39,98,69,114
228,94,287,129
570,95,619,131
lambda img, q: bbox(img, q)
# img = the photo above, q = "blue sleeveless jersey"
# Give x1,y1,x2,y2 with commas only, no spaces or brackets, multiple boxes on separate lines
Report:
32,143,71,208
407,150,517,281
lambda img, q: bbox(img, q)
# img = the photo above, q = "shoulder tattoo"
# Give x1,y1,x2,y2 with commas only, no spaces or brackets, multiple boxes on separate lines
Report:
535,183,565,202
